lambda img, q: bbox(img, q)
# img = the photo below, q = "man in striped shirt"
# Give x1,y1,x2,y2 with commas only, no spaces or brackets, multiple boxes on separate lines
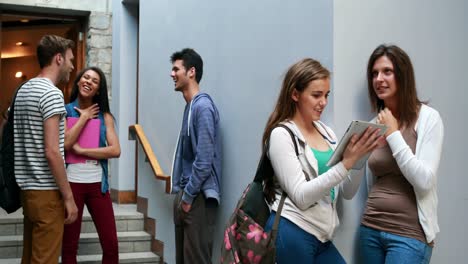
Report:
14,35,78,264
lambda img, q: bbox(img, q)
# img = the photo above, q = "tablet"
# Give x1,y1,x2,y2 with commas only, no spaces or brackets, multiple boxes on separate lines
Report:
326,120,387,170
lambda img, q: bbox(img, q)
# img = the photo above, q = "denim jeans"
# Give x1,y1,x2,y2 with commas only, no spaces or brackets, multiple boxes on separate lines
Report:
265,211,346,264
359,225,433,264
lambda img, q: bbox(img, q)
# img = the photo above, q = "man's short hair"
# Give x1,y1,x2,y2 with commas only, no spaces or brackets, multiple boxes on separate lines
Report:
37,35,75,69
170,48,203,83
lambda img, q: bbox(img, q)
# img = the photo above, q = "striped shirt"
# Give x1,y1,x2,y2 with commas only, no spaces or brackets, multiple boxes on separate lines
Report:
13,78,66,190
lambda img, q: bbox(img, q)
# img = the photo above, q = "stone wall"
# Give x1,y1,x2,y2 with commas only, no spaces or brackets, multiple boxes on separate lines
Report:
87,12,113,100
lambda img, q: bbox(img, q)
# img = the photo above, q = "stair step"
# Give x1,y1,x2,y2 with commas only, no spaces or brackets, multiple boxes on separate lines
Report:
0,252,160,263
77,252,160,263
0,204,161,262
0,204,145,235
0,231,153,258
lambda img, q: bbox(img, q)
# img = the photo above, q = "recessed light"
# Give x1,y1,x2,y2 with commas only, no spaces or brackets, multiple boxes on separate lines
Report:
15,42,23,46
15,71,23,78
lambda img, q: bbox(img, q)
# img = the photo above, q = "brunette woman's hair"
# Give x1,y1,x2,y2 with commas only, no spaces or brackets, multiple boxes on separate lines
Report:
367,44,422,127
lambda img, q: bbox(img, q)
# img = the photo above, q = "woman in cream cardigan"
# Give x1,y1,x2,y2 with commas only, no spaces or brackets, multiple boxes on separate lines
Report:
342,44,444,264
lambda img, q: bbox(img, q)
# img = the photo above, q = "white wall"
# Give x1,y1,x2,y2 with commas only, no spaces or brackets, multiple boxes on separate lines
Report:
333,0,468,262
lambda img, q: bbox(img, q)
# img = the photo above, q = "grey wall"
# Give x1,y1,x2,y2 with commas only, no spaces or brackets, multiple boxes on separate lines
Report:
136,1,332,263
112,0,467,263
333,0,468,263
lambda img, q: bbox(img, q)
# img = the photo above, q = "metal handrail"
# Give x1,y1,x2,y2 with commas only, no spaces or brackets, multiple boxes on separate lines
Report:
129,124,171,193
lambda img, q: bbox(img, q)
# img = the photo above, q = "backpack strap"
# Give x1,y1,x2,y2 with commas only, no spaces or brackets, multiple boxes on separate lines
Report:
7,81,27,120
1,81,27,143
277,124,298,156
270,192,287,237
271,124,300,233
277,124,310,182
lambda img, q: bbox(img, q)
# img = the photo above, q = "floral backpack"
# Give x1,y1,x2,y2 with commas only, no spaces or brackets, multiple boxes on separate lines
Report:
220,125,298,264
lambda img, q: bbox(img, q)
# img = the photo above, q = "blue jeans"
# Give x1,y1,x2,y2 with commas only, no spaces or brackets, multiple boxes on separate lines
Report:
359,225,433,264
265,211,346,264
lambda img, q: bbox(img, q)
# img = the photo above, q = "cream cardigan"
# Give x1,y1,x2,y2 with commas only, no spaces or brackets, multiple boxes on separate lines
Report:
269,120,349,242
342,104,444,243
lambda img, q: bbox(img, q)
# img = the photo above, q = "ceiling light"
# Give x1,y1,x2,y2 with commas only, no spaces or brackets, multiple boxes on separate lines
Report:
15,72,23,78
20,19,29,23
15,42,23,46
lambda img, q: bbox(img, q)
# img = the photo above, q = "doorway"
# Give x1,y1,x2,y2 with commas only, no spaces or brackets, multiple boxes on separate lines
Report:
0,7,88,117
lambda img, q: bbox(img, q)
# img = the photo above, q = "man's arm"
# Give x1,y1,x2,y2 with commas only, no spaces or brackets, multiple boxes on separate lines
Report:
44,115,78,224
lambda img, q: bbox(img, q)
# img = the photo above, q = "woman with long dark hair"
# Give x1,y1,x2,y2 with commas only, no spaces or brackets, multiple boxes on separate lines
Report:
344,44,444,263
61,66,121,264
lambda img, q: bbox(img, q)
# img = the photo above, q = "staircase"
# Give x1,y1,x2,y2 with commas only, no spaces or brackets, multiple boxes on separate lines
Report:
0,203,161,263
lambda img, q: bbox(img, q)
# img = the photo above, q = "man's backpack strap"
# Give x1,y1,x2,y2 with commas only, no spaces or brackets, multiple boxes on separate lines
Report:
6,81,27,119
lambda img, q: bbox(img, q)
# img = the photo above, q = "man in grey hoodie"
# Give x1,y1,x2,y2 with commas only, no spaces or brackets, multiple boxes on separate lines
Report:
170,48,222,264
